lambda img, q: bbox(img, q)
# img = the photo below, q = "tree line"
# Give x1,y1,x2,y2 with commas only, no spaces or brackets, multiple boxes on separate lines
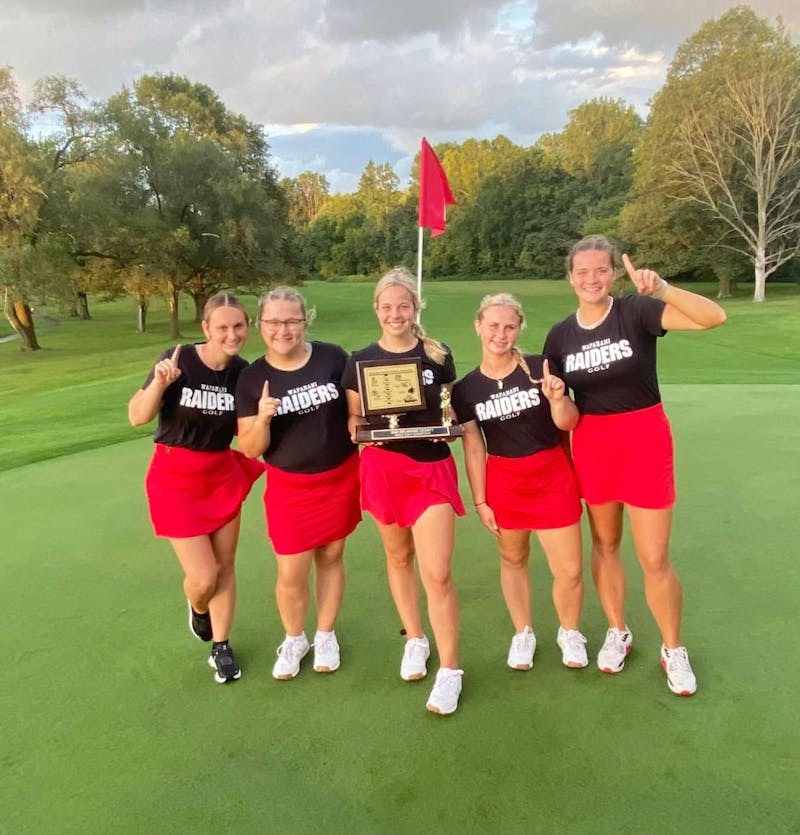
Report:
2,5,798,351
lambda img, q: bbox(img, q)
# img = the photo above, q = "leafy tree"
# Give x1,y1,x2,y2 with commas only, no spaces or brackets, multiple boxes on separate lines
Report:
281,171,330,226
95,74,292,335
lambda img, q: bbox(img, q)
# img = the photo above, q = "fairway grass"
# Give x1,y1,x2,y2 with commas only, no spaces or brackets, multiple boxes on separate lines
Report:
2,281,798,833
2,385,799,834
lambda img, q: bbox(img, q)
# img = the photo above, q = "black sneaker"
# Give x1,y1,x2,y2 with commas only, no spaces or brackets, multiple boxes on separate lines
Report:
208,641,242,684
188,600,212,642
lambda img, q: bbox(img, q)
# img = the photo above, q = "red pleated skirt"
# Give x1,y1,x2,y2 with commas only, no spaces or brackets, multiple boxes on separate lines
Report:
486,445,582,530
571,403,676,509
359,445,466,528
145,444,264,538
264,453,362,555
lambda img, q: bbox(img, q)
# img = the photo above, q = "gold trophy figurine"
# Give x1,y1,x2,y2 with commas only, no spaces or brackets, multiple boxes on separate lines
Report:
440,387,454,428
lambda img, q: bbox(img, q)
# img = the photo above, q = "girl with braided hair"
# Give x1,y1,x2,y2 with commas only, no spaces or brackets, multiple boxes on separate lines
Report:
452,293,587,672
343,267,466,715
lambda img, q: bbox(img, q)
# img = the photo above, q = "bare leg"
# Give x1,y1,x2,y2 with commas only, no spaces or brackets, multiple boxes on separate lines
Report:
496,528,532,633
627,505,683,647
413,504,459,669
586,502,626,629
206,514,241,641
375,521,424,638
274,549,313,636
170,536,219,614
536,522,583,629
313,539,346,632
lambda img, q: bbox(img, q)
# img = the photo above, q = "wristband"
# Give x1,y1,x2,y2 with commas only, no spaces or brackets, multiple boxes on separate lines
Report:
475,501,487,507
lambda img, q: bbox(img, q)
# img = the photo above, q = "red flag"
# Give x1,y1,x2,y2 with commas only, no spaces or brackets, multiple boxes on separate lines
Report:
418,137,455,237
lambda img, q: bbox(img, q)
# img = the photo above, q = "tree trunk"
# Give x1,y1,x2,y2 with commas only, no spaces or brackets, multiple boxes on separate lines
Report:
76,291,91,320
717,275,734,298
167,281,181,339
190,273,208,323
137,298,149,333
753,246,767,302
4,294,42,351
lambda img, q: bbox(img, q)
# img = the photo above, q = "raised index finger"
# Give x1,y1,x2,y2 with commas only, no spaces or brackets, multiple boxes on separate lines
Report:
621,253,638,281
170,344,182,364
261,380,270,399
542,358,551,379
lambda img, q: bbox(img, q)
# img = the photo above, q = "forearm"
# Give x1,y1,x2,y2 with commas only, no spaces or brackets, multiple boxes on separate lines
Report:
128,384,167,426
549,397,579,432
462,428,488,504
660,284,727,330
236,417,271,458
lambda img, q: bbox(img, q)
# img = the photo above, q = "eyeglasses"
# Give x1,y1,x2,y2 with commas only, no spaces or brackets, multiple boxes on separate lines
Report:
260,318,306,331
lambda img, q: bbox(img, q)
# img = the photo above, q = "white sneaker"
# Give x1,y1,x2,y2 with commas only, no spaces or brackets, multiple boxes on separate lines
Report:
272,633,310,680
507,626,536,670
400,636,430,681
661,645,697,696
313,630,340,673
597,627,633,673
557,627,589,668
426,668,464,715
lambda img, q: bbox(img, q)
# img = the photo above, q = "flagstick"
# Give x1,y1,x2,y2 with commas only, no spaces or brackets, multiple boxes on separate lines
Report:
416,225,424,324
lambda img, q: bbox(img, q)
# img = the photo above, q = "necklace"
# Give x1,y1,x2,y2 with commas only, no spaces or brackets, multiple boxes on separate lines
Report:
576,296,614,330
481,364,515,390
198,343,231,389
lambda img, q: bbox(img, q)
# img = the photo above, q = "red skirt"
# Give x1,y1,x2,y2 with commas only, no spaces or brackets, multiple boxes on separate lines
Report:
571,403,676,509
145,444,264,538
359,445,466,528
264,453,362,555
487,445,582,530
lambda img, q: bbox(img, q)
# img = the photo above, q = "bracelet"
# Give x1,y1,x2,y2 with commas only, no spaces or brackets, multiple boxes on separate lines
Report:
652,278,669,300
474,501,487,507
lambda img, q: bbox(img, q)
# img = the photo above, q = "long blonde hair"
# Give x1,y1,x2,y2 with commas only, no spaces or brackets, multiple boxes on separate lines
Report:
476,292,538,385
202,291,249,323
374,266,447,365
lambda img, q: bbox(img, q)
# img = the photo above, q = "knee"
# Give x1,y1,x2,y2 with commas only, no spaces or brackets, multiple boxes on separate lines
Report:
498,545,528,570
315,544,344,571
385,544,415,571
592,535,622,559
639,551,674,579
186,572,218,599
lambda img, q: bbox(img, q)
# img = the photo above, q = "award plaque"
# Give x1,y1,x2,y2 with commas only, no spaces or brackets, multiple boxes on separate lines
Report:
355,358,464,442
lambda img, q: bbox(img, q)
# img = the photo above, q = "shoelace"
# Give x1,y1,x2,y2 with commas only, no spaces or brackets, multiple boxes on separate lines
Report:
407,640,428,661
607,630,628,654
563,630,587,651
666,647,691,673
513,632,534,651
315,634,337,655
434,670,463,697
277,638,304,661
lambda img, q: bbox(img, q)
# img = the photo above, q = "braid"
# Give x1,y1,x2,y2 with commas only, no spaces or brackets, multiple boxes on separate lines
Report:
511,346,539,385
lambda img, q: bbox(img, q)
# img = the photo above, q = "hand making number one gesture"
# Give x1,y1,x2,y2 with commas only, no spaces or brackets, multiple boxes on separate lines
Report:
622,253,668,298
154,344,182,387
257,379,280,424
540,358,567,403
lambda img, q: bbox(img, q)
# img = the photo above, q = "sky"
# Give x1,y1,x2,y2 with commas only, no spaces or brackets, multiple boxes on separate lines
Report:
1,0,798,193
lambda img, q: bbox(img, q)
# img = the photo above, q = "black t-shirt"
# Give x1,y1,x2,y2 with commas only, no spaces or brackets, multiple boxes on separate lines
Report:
452,355,562,457
235,341,356,474
342,339,456,463
543,294,666,415
142,344,248,452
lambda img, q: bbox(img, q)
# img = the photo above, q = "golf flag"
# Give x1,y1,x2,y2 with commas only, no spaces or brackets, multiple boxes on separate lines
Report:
418,138,455,237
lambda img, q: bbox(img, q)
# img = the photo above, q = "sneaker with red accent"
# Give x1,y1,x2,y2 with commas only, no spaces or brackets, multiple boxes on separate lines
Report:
597,627,633,673
661,645,697,696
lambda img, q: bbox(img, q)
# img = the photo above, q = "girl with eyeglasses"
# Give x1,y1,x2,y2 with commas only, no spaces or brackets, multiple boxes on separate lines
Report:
236,287,361,680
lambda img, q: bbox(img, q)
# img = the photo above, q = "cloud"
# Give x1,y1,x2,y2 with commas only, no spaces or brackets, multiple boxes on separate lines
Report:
1,0,797,191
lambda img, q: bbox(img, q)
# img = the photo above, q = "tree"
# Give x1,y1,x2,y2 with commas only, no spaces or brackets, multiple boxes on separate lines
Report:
95,74,292,334
282,171,329,225
631,7,800,301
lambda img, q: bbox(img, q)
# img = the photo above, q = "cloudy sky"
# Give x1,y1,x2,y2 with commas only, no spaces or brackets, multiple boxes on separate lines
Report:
2,0,797,192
